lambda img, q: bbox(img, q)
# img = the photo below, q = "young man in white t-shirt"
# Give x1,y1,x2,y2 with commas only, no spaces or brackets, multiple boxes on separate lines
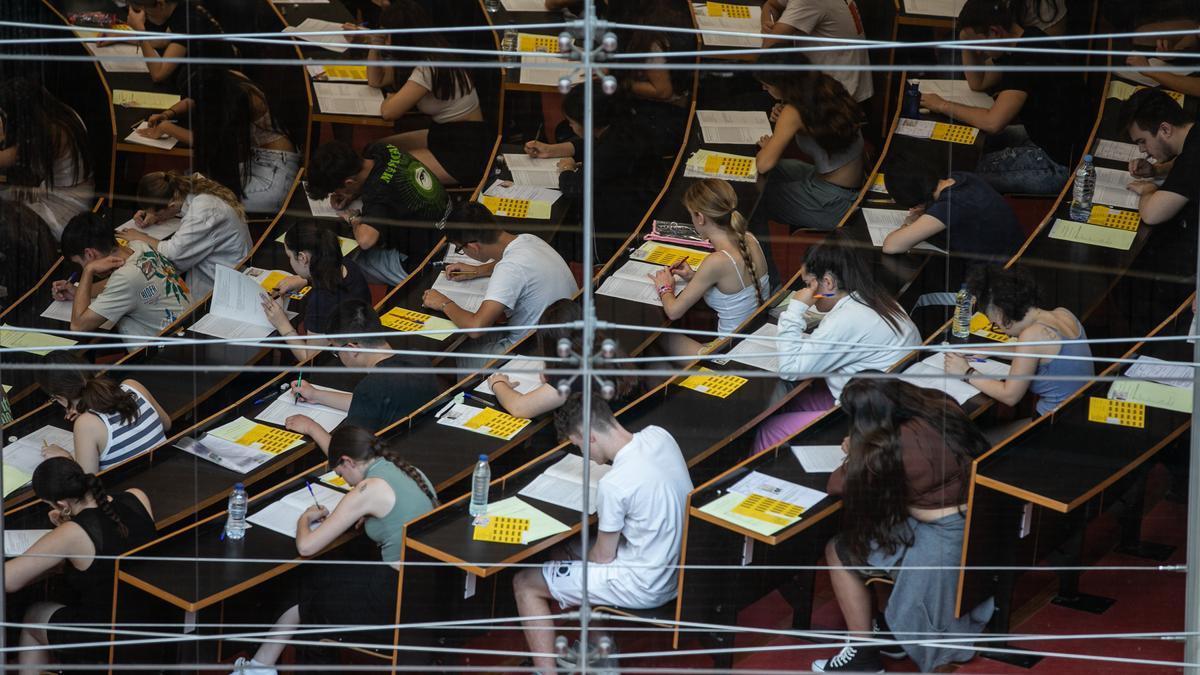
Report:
761,0,873,103
512,394,693,675
421,201,577,352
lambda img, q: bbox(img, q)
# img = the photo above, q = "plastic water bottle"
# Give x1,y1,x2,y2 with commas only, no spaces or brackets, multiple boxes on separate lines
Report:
224,483,248,540
1069,154,1096,222
484,0,500,13
468,455,490,517
903,80,922,118
952,284,972,339
500,29,518,64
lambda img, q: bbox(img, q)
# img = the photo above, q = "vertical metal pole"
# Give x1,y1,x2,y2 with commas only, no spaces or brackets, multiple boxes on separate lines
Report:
577,1,597,672
1186,233,1200,675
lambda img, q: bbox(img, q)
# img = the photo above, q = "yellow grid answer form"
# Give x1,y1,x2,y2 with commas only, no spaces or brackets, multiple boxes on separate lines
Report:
236,423,305,455
112,89,181,109
677,368,748,399
480,195,552,220
464,407,531,440
703,153,756,177
473,515,532,544
517,33,560,53
1088,205,1140,231
380,307,434,333
639,244,710,268
259,271,311,299
322,64,367,81
707,1,752,18
730,494,804,525
1087,397,1146,429
930,122,979,145
969,312,1015,342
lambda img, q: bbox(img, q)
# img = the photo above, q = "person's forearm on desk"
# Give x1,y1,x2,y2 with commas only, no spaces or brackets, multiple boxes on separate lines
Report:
353,221,380,250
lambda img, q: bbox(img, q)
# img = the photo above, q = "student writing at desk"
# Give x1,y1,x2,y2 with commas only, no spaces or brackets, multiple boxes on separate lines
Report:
123,171,252,299
6,458,155,673
421,201,577,362
648,179,770,356
941,266,1093,434
812,378,991,674
124,0,238,90
513,395,692,675
367,1,490,187
51,213,191,337
1125,24,1200,97
755,235,919,452
0,78,94,240
229,426,437,674
284,299,440,452
759,0,874,105
881,151,1024,261
34,352,169,474
261,223,372,363
924,0,1086,195
750,51,865,234
306,141,448,287
1120,88,1200,227
139,67,301,214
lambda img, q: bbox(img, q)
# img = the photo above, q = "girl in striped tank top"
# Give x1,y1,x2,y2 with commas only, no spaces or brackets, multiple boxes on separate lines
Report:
35,352,170,473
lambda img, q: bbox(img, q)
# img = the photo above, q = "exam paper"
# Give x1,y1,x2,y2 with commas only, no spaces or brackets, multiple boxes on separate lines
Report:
111,89,181,109
313,82,384,116
895,118,936,139
693,3,763,48
726,323,781,372
190,265,279,339
3,426,76,476
1115,58,1190,87
247,483,345,537
862,208,945,253
791,445,844,473
699,492,792,535
596,260,685,306
431,269,488,313
903,0,966,16
518,453,610,514
728,470,827,512
84,41,149,73
1092,167,1142,210
1109,379,1192,413
283,18,350,52
40,300,115,330
1125,355,1194,389
256,385,351,432
898,352,1010,405
501,0,550,9
3,465,32,497
1048,218,1136,250
124,122,179,150
116,215,184,241
696,110,773,145
4,530,51,557
0,325,78,356
918,79,995,109
1093,139,1143,164
480,496,571,544
503,154,561,188
519,55,585,87
483,180,561,205
306,64,368,81
474,359,547,396
178,435,274,474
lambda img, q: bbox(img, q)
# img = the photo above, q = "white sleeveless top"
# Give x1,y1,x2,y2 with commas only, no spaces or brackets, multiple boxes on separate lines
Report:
703,249,769,334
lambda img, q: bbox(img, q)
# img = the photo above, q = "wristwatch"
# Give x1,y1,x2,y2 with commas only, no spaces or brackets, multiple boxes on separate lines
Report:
962,367,978,381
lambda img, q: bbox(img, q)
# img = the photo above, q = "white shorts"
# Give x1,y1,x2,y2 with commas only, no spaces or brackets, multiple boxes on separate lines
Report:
541,559,633,610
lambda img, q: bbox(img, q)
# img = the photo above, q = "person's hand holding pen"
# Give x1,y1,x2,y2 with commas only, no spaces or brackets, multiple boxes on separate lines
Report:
444,262,482,281
647,266,676,296
301,503,330,527
40,441,72,461
525,140,551,158
288,379,318,404
51,273,79,302
668,259,694,282
943,351,972,376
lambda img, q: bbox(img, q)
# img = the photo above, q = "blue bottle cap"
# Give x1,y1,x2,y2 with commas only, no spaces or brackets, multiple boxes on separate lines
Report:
234,482,244,489
1083,154,1093,163
478,454,488,461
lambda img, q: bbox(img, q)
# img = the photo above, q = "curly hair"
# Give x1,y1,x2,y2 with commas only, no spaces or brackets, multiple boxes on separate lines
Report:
754,51,865,155
965,265,1040,325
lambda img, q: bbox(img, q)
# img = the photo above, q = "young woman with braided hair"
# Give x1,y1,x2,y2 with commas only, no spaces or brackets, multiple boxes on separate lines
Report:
231,425,437,674
648,178,770,356
122,170,251,298
6,457,155,671
34,351,170,473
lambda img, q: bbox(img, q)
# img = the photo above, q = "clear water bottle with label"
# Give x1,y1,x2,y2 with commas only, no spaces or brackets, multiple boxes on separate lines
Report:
501,28,518,64
224,483,248,540
1069,154,1096,222
952,284,972,339
484,0,500,13
468,455,490,517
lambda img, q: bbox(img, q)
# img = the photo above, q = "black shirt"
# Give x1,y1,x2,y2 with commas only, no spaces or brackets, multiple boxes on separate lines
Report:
925,171,1025,261
147,3,238,91
360,143,449,262
345,354,441,430
1158,125,1200,228
305,259,372,335
993,27,1087,167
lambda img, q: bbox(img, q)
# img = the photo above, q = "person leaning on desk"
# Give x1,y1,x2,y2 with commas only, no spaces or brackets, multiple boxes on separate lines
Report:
1119,88,1200,228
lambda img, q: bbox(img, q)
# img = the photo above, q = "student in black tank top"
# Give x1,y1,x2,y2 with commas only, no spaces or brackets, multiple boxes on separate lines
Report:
5,458,155,669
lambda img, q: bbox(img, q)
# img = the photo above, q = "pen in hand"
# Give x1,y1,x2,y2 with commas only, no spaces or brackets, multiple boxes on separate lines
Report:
305,479,321,510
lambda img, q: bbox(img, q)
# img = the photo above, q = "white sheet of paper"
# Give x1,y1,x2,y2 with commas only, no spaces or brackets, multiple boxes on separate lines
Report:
519,55,585,87
124,122,179,150
726,323,781,372
4,530,51,557
1093,139,1143,163
247,483,345,537
3,426,76,476
483,180,561,205
918,79,995,109
431,270,488,313
40,300,116,330
696,110,773,145
517,453,611,514
503,154,562,188
1115,58,1190,87
313,82,384,116
1126,355,1194,389
475,359,546,396
283,19,350,52
862,208,945,253
1092,166,1142,210
791,445,845,474
116,216,183,240
693,3,764,48
899,352,1011,404
189,265,278,339
728,470,827,511
256,385,351,431
500,0,549,9
84,41,149,73
596,259,685,306
895,118,936,139
903,0,967,17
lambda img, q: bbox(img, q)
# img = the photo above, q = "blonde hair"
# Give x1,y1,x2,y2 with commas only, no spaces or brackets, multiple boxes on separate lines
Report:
683,179,764,305
136,171,246,221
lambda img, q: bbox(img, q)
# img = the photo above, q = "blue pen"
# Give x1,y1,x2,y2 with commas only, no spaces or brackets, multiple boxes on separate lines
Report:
304,479,321,509
67,272,79,284
461,391,490,406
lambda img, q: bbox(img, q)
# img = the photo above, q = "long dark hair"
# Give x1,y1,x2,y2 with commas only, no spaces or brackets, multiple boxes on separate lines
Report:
0,77,90,188
32,457,129,537
754,51,864,155
284,222,343,290
535,299,640,402
838,377,987,561
803,233,909,335
965,265,1041,326
379,1,474,102
606,0,693,95
188,68,255,198
329,426,439,507
36,352,139,425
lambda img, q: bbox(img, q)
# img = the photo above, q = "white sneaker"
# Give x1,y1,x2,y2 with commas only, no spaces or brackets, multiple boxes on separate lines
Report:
229,656,278,675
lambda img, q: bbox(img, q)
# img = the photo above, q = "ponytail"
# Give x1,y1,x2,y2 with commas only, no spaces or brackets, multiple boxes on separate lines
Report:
36,352,139,424
32,457,127,537
136,171,247,221
729,211,765,307
378,445,439,507
328,425,439,506
87,474,128,538
284,222,343,290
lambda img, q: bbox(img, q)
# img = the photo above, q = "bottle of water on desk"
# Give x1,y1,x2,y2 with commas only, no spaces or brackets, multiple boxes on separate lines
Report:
484,0,500,13
225,483,248,540
952,284,972,339
469,455,490,517
1069,154,1096,222
902,80,922,119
